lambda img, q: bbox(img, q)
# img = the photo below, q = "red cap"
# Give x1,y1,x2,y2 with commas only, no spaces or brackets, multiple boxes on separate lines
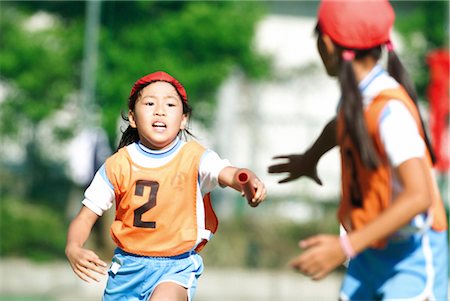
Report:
129,71,188,102
317,0,395,49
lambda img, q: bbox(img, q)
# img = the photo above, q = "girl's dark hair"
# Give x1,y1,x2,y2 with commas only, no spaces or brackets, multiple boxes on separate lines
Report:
339,46,436,169
387,49,436,164
116,82,194,151
339,47,382,170
339,47,437,168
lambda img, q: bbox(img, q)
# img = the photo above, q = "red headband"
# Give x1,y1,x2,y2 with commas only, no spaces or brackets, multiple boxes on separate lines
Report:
129,71,188,103
318,0,395,49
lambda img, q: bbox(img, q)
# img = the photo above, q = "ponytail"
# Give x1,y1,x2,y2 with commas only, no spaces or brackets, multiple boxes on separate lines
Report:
386,44,436,163
117,124,139,151
339,51,380,170
116,91,140,151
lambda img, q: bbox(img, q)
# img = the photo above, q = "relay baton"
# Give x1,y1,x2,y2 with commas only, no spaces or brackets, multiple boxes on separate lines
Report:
235,169,257,207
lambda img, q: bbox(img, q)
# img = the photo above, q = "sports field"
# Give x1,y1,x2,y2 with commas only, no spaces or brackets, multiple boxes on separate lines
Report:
0,259,343,301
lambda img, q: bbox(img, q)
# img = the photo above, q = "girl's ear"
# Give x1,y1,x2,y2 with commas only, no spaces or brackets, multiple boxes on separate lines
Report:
180,114,188,130
128,110,137,128
322,34,336,56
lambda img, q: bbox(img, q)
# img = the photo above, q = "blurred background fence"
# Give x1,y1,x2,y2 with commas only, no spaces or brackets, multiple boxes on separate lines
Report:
0,1,448,300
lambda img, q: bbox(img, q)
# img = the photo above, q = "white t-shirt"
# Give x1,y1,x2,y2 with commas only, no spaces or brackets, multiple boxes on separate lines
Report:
360,65,425,169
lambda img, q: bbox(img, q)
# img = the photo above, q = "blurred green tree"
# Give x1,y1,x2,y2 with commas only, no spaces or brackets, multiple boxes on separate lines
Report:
1,1,270,146
0,1,270,204
394,0,449,97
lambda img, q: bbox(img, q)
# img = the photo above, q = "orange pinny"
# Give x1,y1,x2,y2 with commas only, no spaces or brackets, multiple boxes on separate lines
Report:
337,87,447,248
105,141,218,257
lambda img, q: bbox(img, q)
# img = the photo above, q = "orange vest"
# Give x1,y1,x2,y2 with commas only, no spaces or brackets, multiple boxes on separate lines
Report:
105,141,218,256
337,87,447,248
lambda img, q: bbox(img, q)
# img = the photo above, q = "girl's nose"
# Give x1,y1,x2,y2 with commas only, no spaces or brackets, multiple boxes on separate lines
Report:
154,104,166,116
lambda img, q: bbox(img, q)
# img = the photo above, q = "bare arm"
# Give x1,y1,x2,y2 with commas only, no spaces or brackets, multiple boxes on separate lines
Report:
268,118,337,184
347,157,431,253
290,157,431,280
65,206,107,282
218,166,267,207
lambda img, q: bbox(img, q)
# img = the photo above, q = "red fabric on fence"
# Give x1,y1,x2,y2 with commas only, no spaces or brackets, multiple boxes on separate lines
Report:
426,49,450,172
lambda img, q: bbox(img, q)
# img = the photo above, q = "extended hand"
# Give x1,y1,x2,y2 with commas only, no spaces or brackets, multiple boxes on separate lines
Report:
289,234,346,280
246,176,267,208
66,245,107,283
268,154,322,185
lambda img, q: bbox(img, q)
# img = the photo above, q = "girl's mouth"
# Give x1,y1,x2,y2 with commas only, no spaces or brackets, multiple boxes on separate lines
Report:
152,121,166,128
152,121,167,132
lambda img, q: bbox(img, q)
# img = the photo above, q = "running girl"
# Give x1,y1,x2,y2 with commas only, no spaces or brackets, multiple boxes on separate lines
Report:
269,1,448,300
66,71,266,301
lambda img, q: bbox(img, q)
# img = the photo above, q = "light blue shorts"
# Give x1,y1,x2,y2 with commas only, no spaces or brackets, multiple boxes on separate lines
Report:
340,229,448,301
103,248,204,301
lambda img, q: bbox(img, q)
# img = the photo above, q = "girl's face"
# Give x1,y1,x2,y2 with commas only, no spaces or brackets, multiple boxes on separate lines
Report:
317,34,339,76
129,81,188,150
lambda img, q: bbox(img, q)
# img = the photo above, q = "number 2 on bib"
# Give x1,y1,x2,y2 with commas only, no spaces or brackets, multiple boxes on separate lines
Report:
133,180,159,228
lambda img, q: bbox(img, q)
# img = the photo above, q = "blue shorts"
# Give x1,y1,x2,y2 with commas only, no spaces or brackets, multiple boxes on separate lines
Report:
103,248,204,301
340,229,448,301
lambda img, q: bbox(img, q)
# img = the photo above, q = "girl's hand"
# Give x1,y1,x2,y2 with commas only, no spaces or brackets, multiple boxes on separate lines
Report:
268,153,322,185
289,234,346,280
66,244,107,283
218,166,267,207
246,175,267,207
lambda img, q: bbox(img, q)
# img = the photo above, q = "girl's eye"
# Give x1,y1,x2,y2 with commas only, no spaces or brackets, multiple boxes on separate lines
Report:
167,103,176,107
145,102,154,106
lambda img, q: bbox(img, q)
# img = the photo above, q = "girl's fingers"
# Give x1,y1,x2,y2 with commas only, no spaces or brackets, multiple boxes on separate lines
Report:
245,179,266,207
78,263,104,282
272,155,289,160
74,268,92,283
299,235,322,249
312,174,323,186
312,270,328,281
87,260,107,275
92,258,108,269
290,250,321,279
85,250,107,268
279,176,294,183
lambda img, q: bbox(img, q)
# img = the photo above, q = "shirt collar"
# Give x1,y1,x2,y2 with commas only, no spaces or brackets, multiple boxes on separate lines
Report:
136,137,181,158
358,64,386,93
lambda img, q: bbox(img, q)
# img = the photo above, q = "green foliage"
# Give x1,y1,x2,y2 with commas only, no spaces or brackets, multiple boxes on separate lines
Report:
0,198,67,261
0,5,81,137
395,1,448,49
1,1,270,145
96,1,270,141
394,1,449,99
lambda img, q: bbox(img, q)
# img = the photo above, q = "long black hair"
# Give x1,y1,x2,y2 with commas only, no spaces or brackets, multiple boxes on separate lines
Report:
386,48,436,164
339,46,436,169
116,81,194,151
339,47,383,170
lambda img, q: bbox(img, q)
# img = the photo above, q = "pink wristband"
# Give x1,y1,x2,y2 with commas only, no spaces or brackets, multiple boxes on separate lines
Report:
339,234,356,258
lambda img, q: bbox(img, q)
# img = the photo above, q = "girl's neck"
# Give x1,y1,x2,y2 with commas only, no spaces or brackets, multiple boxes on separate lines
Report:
352,56,378,83
139,137,180,153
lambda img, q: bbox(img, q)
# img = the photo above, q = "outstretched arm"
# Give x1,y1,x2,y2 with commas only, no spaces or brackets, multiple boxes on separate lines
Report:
65,206,107,282
218,166,267,207
268,118,337,184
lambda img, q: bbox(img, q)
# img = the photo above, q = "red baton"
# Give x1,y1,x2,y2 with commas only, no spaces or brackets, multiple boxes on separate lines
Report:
235,169,257,206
